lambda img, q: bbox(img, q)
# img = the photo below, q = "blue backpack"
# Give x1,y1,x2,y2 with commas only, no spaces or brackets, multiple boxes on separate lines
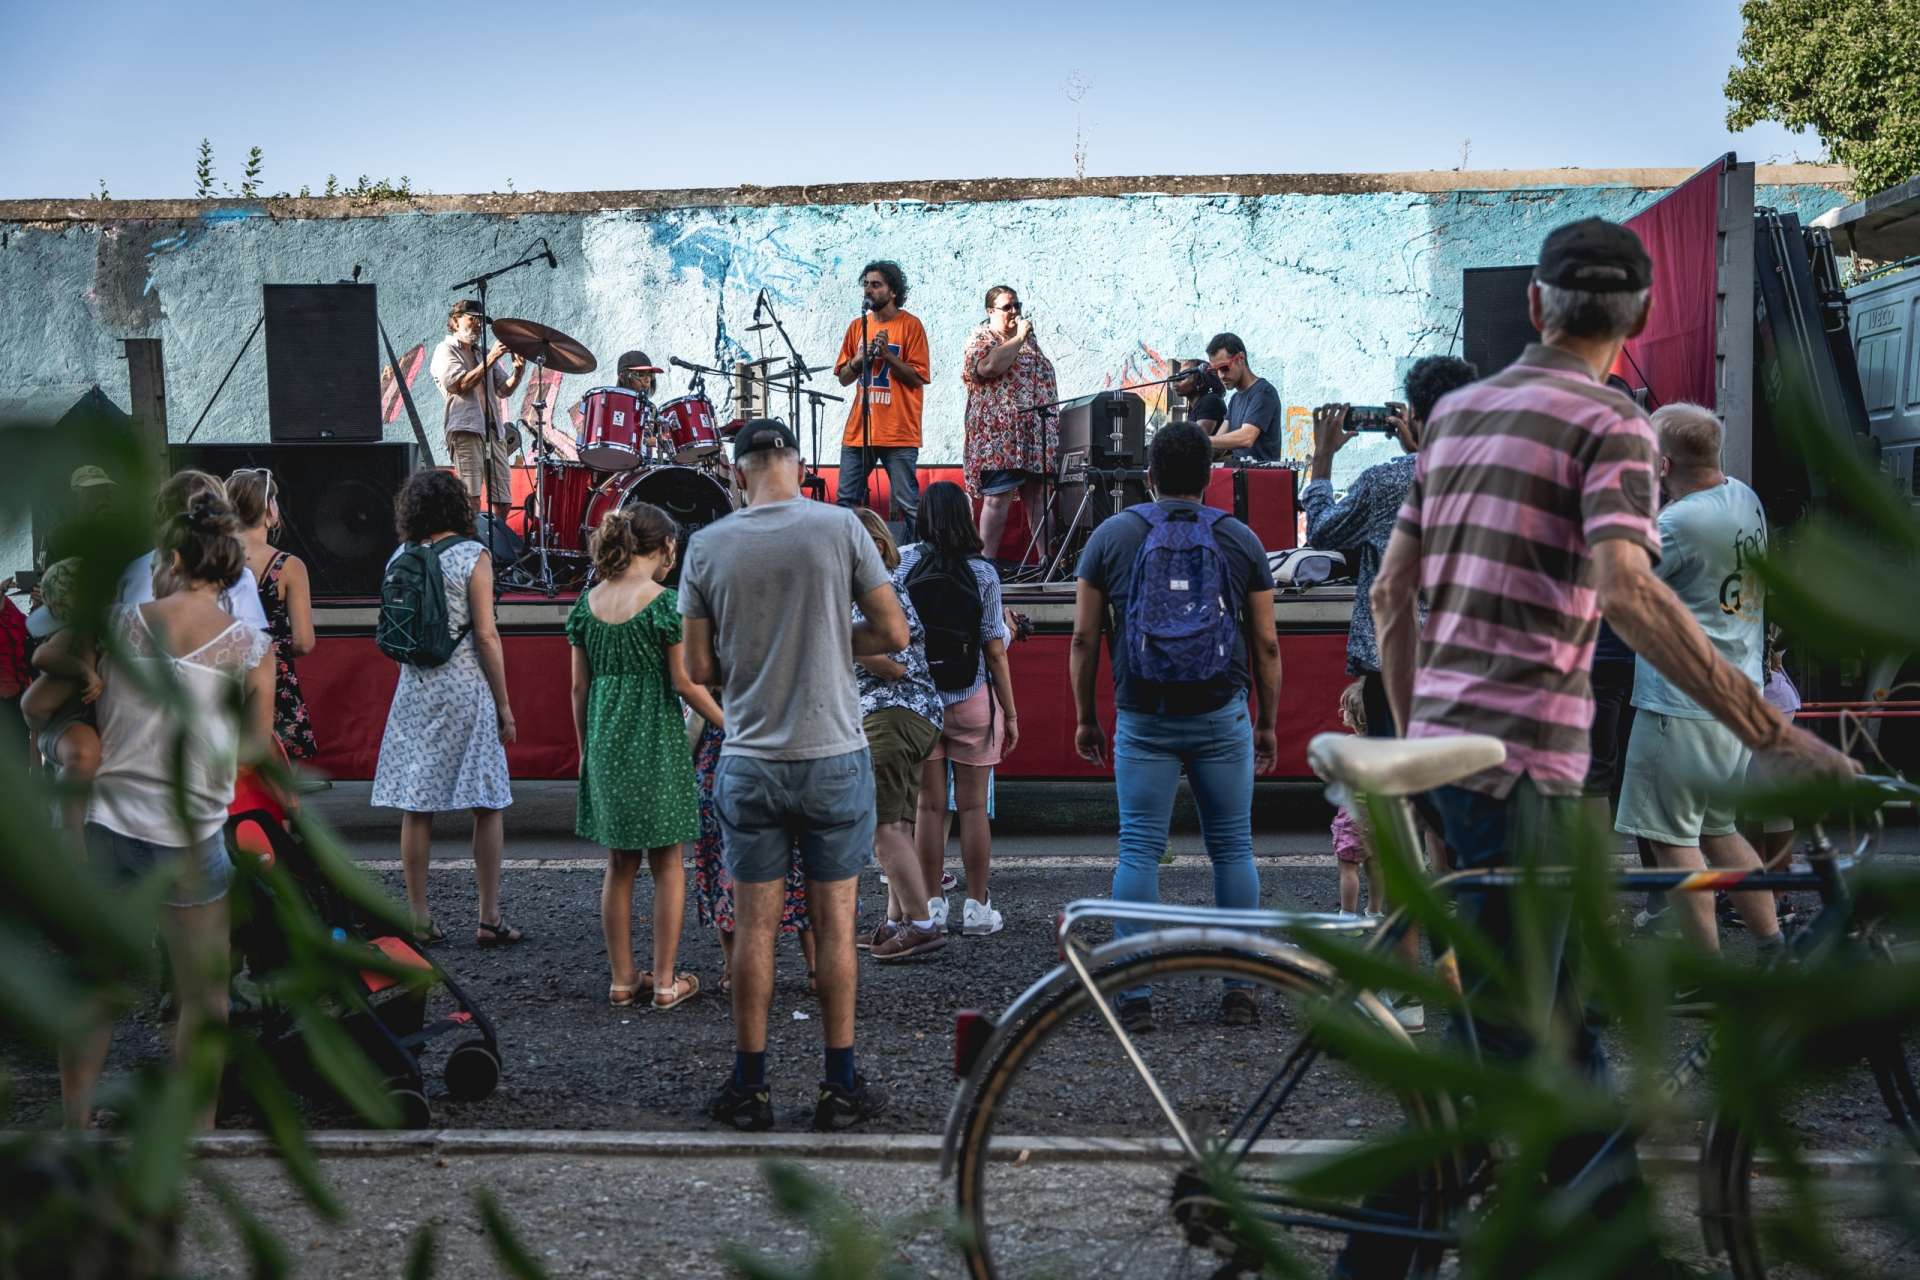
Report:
1122,504,1238,685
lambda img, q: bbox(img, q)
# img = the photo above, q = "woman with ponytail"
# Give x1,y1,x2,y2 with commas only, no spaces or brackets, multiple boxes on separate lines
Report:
61,488,274,1130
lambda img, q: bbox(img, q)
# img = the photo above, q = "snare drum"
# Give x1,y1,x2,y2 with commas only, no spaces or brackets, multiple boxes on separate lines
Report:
577,386,648,470
582,465,737,587
524,460,599,555
656,395,721,462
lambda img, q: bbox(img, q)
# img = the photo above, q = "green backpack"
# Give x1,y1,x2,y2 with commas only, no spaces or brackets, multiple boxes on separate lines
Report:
375,535,475,667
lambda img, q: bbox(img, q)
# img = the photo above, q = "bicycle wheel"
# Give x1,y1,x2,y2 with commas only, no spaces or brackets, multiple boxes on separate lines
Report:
1703,968,1920,1279
952,940,1462,1280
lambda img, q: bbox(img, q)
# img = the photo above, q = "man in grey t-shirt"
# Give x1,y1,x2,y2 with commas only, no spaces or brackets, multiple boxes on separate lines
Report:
680,419,909,1133
1613,403,1781,957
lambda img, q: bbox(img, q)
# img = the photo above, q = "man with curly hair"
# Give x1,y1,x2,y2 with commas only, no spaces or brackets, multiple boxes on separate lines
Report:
834,261,930,533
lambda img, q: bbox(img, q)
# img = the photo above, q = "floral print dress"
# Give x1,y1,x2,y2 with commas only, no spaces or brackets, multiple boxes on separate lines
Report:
960,324,1060,499
690,719,810,934
257,551,319,760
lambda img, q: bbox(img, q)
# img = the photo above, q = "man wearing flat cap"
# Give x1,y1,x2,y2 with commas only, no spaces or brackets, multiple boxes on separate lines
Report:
431,298,524,522
1344,218,1858,1278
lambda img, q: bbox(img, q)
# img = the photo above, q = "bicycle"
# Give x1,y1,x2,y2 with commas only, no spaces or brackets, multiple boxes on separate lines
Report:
938,733,1920,1279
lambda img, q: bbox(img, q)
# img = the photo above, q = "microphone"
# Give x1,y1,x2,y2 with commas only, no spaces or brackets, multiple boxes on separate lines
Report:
669,356,701,372
543,246,558,269
861,298,874,313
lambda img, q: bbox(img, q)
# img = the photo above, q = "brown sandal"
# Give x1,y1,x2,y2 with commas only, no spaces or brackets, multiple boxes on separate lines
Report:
653,973,700,1011
476,919,524,947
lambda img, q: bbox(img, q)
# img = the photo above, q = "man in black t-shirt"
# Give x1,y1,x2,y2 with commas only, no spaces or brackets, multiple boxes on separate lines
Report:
1173,359,1227,431
1070,423,1282,1032
1205,332,1282,462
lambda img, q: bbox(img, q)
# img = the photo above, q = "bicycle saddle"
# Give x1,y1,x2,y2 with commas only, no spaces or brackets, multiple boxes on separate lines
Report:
1308,732,1507,796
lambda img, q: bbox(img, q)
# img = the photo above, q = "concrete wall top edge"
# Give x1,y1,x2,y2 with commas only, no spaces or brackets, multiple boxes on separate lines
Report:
0,165,1851,223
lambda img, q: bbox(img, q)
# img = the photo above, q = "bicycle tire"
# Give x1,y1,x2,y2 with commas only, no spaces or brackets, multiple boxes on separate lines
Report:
952,942,1462,1280
1705,958,1920,1279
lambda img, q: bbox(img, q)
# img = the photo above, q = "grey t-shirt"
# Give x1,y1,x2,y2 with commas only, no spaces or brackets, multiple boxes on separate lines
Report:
1631,477,1767,719
678,497,891,760
1227,378,1282,462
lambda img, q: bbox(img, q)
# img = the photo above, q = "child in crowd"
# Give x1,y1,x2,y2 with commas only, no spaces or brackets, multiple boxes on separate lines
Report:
568,503,720,1011
1331,680,1385,920
21,558,103,835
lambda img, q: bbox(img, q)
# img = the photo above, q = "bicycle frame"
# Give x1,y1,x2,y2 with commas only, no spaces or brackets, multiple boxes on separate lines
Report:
940,788,1909,1261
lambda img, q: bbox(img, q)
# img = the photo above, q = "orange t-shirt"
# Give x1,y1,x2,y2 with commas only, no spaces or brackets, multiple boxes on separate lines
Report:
839,310,930,448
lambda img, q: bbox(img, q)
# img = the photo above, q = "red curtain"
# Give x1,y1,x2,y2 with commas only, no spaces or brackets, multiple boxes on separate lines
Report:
1614,157,1726,408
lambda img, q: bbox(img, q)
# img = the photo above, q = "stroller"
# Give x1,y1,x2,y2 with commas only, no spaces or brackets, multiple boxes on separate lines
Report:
225,761,501,1128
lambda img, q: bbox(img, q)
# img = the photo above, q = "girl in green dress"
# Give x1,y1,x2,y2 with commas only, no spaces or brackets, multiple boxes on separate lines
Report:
568,503,724,1011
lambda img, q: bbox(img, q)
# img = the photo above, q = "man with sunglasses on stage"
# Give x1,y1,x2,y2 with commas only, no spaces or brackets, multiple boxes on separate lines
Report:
1204,332,1282,462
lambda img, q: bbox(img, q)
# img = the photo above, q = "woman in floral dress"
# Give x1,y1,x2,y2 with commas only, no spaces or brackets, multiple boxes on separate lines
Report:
690,715,816,993
227,468,319,760
961,284,1058,563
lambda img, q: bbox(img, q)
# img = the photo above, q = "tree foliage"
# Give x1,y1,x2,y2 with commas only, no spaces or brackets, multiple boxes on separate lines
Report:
1725,0,1920,197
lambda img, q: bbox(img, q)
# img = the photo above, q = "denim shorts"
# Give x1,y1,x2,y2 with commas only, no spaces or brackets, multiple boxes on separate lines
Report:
714,748,875,884
84,822,232,908
979,467,1030,496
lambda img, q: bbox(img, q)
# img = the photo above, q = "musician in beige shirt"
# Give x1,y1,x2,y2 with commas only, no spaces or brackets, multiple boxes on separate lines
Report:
430,299,524,521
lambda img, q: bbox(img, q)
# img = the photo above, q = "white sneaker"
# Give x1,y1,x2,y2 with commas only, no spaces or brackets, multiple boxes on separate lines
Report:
928,896,950,932
962,897,1004,937
1389,997,1426,1035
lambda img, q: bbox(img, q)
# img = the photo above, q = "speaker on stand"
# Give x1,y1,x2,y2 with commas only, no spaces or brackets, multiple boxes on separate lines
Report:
169,442,419,599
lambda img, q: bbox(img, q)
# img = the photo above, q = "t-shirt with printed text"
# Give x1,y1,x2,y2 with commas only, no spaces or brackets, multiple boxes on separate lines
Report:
839,310,931,449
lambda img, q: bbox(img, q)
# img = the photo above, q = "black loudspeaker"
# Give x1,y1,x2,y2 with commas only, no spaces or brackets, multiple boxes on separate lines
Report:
169,442,419,598
264,283,382,441
1056,390,1148,474
1462,266,1537,376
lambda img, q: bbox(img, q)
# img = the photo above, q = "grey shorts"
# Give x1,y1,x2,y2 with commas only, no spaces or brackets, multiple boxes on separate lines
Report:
36,701,93,768
84,822,232,908
714,748,874,884
1615,711,1751,847
979,467,1031,496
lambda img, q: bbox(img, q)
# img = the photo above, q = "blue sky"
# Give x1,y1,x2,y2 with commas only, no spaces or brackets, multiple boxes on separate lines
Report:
1,0,1812,198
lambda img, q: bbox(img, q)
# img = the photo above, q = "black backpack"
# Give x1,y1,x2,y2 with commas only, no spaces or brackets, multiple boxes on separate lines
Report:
903,547,984,693
375,535,474,667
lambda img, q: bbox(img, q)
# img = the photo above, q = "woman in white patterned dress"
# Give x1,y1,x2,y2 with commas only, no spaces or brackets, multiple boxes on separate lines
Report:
372,469,519,948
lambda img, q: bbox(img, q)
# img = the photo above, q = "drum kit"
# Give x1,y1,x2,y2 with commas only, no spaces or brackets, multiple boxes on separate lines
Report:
486,318,740,593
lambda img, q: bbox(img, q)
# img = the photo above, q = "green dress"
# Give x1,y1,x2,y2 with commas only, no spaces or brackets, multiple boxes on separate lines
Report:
567,589,700,849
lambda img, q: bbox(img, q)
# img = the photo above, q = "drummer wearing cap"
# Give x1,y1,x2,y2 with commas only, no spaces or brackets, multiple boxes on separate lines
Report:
431,299,525,521
616,349,665,455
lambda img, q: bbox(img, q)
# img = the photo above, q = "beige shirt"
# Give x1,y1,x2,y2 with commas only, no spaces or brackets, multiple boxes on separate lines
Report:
430,335,512,437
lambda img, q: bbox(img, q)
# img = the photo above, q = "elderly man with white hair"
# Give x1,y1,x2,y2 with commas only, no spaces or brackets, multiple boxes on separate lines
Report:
1613,401,1784,958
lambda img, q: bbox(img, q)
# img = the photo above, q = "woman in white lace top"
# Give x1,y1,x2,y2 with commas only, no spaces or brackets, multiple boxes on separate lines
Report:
61,490,273,1130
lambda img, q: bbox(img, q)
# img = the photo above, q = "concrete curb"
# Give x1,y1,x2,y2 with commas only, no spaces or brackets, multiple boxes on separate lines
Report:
177,1130,1915,1178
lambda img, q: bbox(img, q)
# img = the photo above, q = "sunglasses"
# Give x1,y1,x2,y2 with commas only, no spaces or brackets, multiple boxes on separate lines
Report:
991,301,1022,314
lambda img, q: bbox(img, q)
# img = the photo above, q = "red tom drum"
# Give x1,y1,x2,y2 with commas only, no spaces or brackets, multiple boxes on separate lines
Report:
656,395,721,462
577,386,647,471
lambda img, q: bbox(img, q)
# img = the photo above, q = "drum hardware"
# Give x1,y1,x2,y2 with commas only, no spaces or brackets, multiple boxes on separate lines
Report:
489,317,598,375
656,394,723,462
671,354,843,499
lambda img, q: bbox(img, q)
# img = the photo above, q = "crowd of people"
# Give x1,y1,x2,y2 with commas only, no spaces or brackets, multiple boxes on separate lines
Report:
3,219,1860,1230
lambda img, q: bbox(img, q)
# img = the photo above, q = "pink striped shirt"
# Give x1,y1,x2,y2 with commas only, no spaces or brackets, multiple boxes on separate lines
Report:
1394,343,1659,797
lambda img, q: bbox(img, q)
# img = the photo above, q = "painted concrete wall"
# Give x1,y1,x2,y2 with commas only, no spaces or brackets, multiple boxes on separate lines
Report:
1,171,1847,568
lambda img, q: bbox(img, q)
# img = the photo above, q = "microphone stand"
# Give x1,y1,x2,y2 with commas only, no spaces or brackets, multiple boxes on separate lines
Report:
858,302,874,508
450,245,547,579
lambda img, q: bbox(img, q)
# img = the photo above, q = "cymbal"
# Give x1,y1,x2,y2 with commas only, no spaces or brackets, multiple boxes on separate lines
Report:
490,317,597,374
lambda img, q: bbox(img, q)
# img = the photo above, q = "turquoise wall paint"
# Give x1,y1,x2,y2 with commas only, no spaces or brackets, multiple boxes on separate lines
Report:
3,180,1846,566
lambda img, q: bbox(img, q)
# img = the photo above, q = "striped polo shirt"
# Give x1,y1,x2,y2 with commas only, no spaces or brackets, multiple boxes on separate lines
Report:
1397,342,1660,797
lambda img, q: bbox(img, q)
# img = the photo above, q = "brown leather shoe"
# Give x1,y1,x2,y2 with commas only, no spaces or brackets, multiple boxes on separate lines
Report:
873,922,948,963
859,921,900,952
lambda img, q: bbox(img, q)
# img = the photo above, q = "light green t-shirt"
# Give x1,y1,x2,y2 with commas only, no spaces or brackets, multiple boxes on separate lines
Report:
1631,477,1766,718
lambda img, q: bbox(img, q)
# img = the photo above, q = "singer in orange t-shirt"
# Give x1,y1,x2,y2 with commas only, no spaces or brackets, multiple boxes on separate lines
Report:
835,260,931,530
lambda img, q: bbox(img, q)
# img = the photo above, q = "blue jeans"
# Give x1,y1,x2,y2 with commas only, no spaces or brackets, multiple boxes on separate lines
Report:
1111,702,1260,996
837,445,920,531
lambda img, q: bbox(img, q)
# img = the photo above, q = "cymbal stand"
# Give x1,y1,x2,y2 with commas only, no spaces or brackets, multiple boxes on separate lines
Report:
505,372,565,596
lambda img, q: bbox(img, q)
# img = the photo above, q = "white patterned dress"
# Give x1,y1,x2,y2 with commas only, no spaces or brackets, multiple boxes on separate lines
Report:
371,539,513,812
